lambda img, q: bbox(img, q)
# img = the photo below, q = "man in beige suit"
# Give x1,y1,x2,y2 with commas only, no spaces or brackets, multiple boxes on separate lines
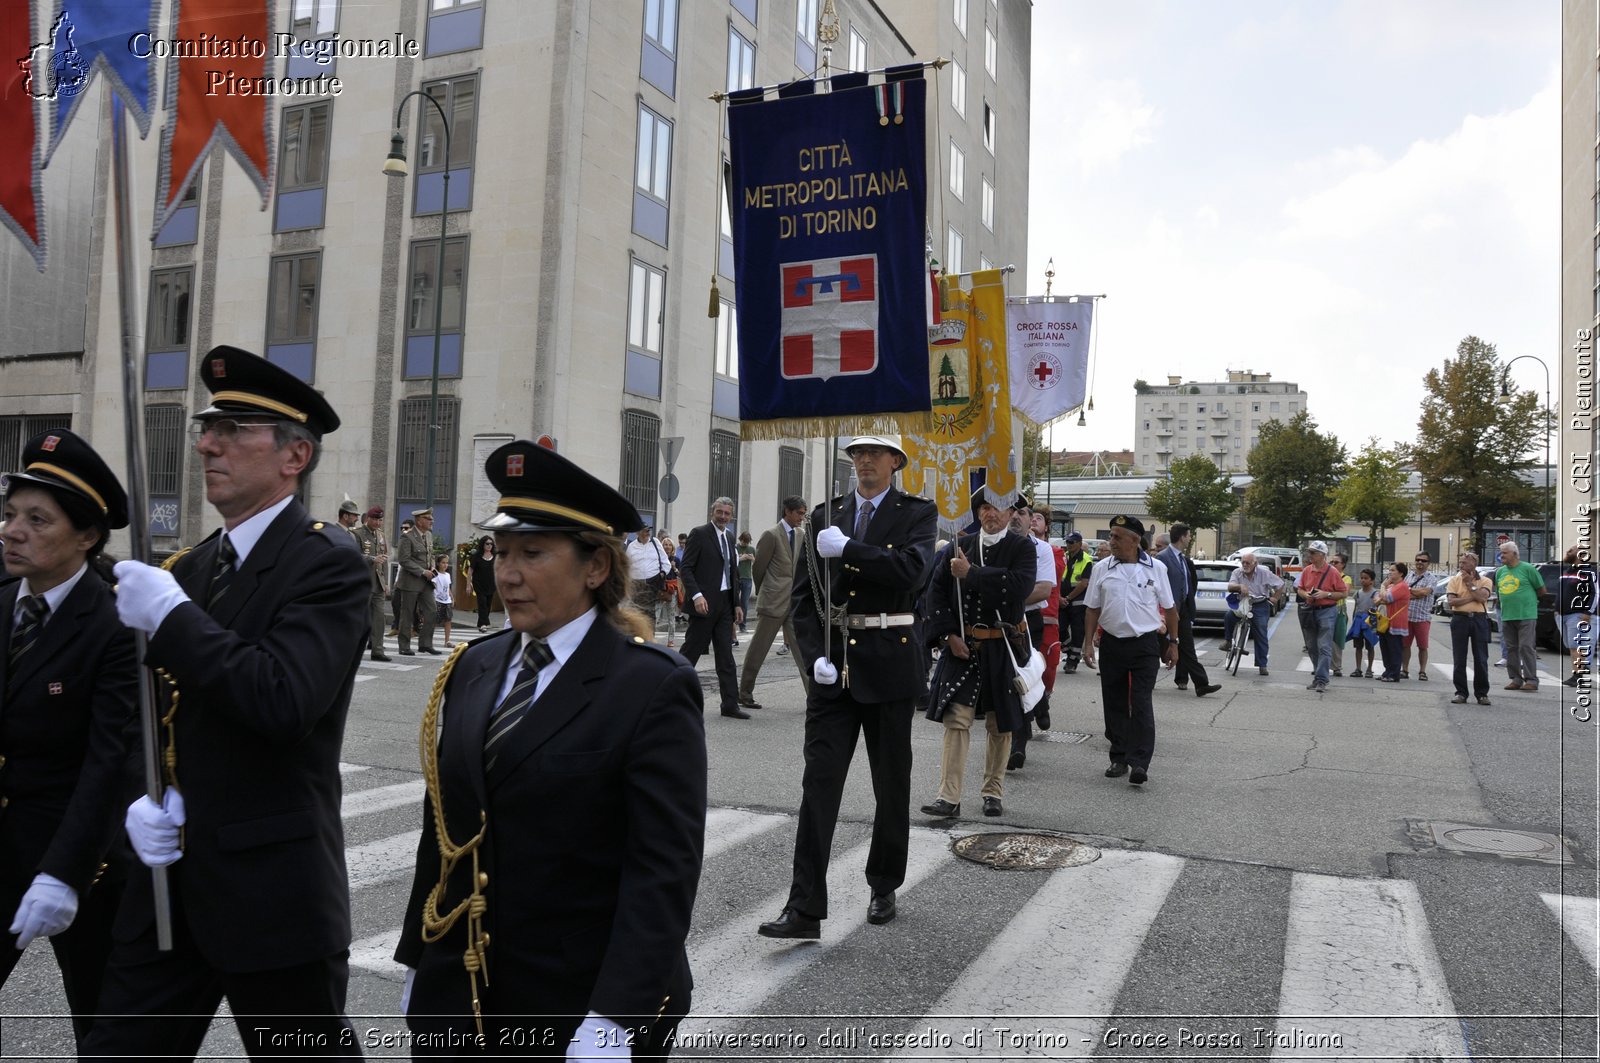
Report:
737,495,811,709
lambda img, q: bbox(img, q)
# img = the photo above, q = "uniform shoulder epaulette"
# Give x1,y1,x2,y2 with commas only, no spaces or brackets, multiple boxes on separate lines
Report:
308,519,359,550
627,635,683,662
465,628,513,649
901,492,934,504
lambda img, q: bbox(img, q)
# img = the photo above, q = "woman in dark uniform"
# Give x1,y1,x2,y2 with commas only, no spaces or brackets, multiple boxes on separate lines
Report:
0,429,137,1045
397,440,707,1059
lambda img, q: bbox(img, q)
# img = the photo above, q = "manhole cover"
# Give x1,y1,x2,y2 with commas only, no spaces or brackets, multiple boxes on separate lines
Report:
1441,827,1557,856
1411,820,1575,866
952,832,1101,870
1047,731,1093,745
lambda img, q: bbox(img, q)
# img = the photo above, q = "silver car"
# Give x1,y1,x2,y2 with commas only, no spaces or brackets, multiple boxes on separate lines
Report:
1192,561,1241,630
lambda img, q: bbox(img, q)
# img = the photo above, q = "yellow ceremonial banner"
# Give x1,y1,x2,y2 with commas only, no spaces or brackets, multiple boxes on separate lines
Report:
902,269,1017,526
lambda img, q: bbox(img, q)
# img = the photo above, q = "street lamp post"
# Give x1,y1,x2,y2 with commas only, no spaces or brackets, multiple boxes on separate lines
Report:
1500,354,1552,561
383,88,451,519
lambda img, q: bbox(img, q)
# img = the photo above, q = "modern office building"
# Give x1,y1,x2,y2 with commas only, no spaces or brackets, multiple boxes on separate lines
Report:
2,0,1031,553
1132,370,1309,476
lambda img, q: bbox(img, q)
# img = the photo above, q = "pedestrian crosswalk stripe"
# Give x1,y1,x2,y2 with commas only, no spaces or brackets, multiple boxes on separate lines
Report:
1540,893,1600,974
341,780,425,821
703,807,789,860
1276,874,1464,1058
349,926,406,981
686,830,950,1025
338,762,371,775
345,829,421,892
900,848,1185,1058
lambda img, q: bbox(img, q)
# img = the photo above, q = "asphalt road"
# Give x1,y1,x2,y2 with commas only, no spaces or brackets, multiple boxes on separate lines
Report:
2,606,1595,1060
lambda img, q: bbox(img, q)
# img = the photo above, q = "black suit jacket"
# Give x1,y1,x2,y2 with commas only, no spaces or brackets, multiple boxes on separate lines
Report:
116,500,369,972
790,487,937,704
679,523,737,608
397,621,707,1043
0,571,137,899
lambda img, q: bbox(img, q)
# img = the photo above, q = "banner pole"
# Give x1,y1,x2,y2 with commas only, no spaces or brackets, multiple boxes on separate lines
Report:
110,88,174,952
824,435,837,664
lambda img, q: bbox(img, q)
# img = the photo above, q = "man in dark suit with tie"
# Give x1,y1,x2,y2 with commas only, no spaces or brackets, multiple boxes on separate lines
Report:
736,495,811,709
680,496,747,719
758,435,936,939
87,346,369,1059
1157,523,1220,697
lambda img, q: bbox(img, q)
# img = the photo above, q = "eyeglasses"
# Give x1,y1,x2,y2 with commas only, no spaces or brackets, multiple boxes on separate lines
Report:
1414,557,1428,563
190,418,280,444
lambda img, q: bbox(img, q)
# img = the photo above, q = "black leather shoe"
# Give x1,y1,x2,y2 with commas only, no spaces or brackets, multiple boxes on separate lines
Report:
1129,766,1148,785
1006,750,1024,771
1174,683,1188,691
866,891,896,925
738,695,763,709
370,653,392,662
1104,761,1129,778
982,796,1003,817
919,797,960,818
399,650,416,656
1034,705,1051,730
721,708,752,720
1196,683,1222,697
421,647,442,655
757,908,820,939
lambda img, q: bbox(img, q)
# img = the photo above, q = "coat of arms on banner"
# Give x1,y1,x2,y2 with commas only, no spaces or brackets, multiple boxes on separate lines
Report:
781,255,878,380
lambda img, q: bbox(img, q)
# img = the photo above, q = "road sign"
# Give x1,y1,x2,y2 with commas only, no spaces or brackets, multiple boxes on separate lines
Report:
1347,535,1369,542
659,473,680,503
660,436,684,470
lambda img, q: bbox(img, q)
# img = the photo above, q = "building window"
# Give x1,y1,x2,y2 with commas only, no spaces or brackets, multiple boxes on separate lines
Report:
951,60,965,117
148,268,191,353
619,409,662,524
279,101,330,191
946,225,963,275
145,404,184,536
1197,403,1206,413
708,429,740,506
714,301,739,379
727,26,756,92
292,0,337,35
954,0,967,37
0,414,72,478
981,176,993,231
266,252,321,381
848,26,867,71
396,395,460,509
778,445,804,512
645,0,677,55
797,0,817,44
984,23,997,78
949,139,965,199
978,254,992,272
628,260,666,357
414,76,477,214
636,105,672,198
408,237,468,336
834,455,852,495
983,101,995,153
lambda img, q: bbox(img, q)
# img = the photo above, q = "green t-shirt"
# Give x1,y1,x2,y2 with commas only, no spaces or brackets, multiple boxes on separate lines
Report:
1496,561,1544,621
737,543,755,581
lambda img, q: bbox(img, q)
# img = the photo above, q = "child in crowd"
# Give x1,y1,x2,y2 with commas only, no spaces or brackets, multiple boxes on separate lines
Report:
432,554,455,647
1350,568,1378,678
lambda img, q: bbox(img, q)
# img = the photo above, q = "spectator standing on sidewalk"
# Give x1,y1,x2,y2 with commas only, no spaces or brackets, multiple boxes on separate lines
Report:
431,554,455,646
1496,539,1546,692
1557,546,1596,687
736,532,756,638
1401,552,1440,680
1295,541,1346,693
1349,567,1379,678
1375,562,1412,682
1226,550,1285,676
1329,554,1353,676
467,535,497,631
1446,552,1493,704
626,524,670,621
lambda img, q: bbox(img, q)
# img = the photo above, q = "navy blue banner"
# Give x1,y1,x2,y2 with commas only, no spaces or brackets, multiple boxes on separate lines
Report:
729,73,930,437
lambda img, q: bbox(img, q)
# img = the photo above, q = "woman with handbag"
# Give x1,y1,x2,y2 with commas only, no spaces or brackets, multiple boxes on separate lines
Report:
1374,562,1412,682
918,491,1037,819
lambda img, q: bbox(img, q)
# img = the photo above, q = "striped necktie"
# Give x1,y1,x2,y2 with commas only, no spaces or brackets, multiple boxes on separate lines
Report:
9,595,49,671
854,500,874,539
207,534,238,611
484,637,555,773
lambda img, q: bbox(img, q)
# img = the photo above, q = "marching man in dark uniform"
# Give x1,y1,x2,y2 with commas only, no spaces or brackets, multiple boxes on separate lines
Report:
0,430,137,1047
85,345,370,1059
352,506,392,661
397,440,707,1058
919,489,1037,819
758,435,936,939
1082,515,1178,787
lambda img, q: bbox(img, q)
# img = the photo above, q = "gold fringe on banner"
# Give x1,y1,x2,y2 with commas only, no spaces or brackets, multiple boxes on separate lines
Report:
739,411,935,442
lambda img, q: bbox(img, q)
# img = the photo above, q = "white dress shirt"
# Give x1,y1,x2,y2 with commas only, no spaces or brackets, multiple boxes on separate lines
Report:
219,495,296,569
13,562,89,626
493,606,599,708
1084,553,1174,637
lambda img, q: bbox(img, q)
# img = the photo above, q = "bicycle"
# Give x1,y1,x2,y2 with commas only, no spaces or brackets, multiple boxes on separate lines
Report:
1225,593,1271,676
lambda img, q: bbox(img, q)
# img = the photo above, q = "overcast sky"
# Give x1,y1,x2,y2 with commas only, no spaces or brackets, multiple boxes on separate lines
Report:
1025,0,1558,462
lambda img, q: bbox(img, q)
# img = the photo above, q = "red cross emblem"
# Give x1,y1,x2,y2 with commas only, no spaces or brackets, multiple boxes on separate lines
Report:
1026,352,1063,391
40,435,60,451
1032,361,1054,384
506,454,525,477
49,682,63,695
212,358,226,377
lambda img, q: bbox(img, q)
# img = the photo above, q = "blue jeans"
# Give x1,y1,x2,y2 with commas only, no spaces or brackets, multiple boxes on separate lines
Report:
1225,603,1272,667
738,577,754,630
1308,605,1337,684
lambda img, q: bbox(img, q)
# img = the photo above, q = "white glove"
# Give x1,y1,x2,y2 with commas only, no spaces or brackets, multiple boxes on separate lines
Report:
9,873,77,949
400,967,416,1015
567,1012,632,1060
113,560,192,635
815,526,849,558
126,787,186,867
812,657,839,686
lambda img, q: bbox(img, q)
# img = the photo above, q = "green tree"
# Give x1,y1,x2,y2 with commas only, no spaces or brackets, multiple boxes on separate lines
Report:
1412,336,1543,553
1244,411,1347,544
1329,439,1412,558
1145,454,1238,549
